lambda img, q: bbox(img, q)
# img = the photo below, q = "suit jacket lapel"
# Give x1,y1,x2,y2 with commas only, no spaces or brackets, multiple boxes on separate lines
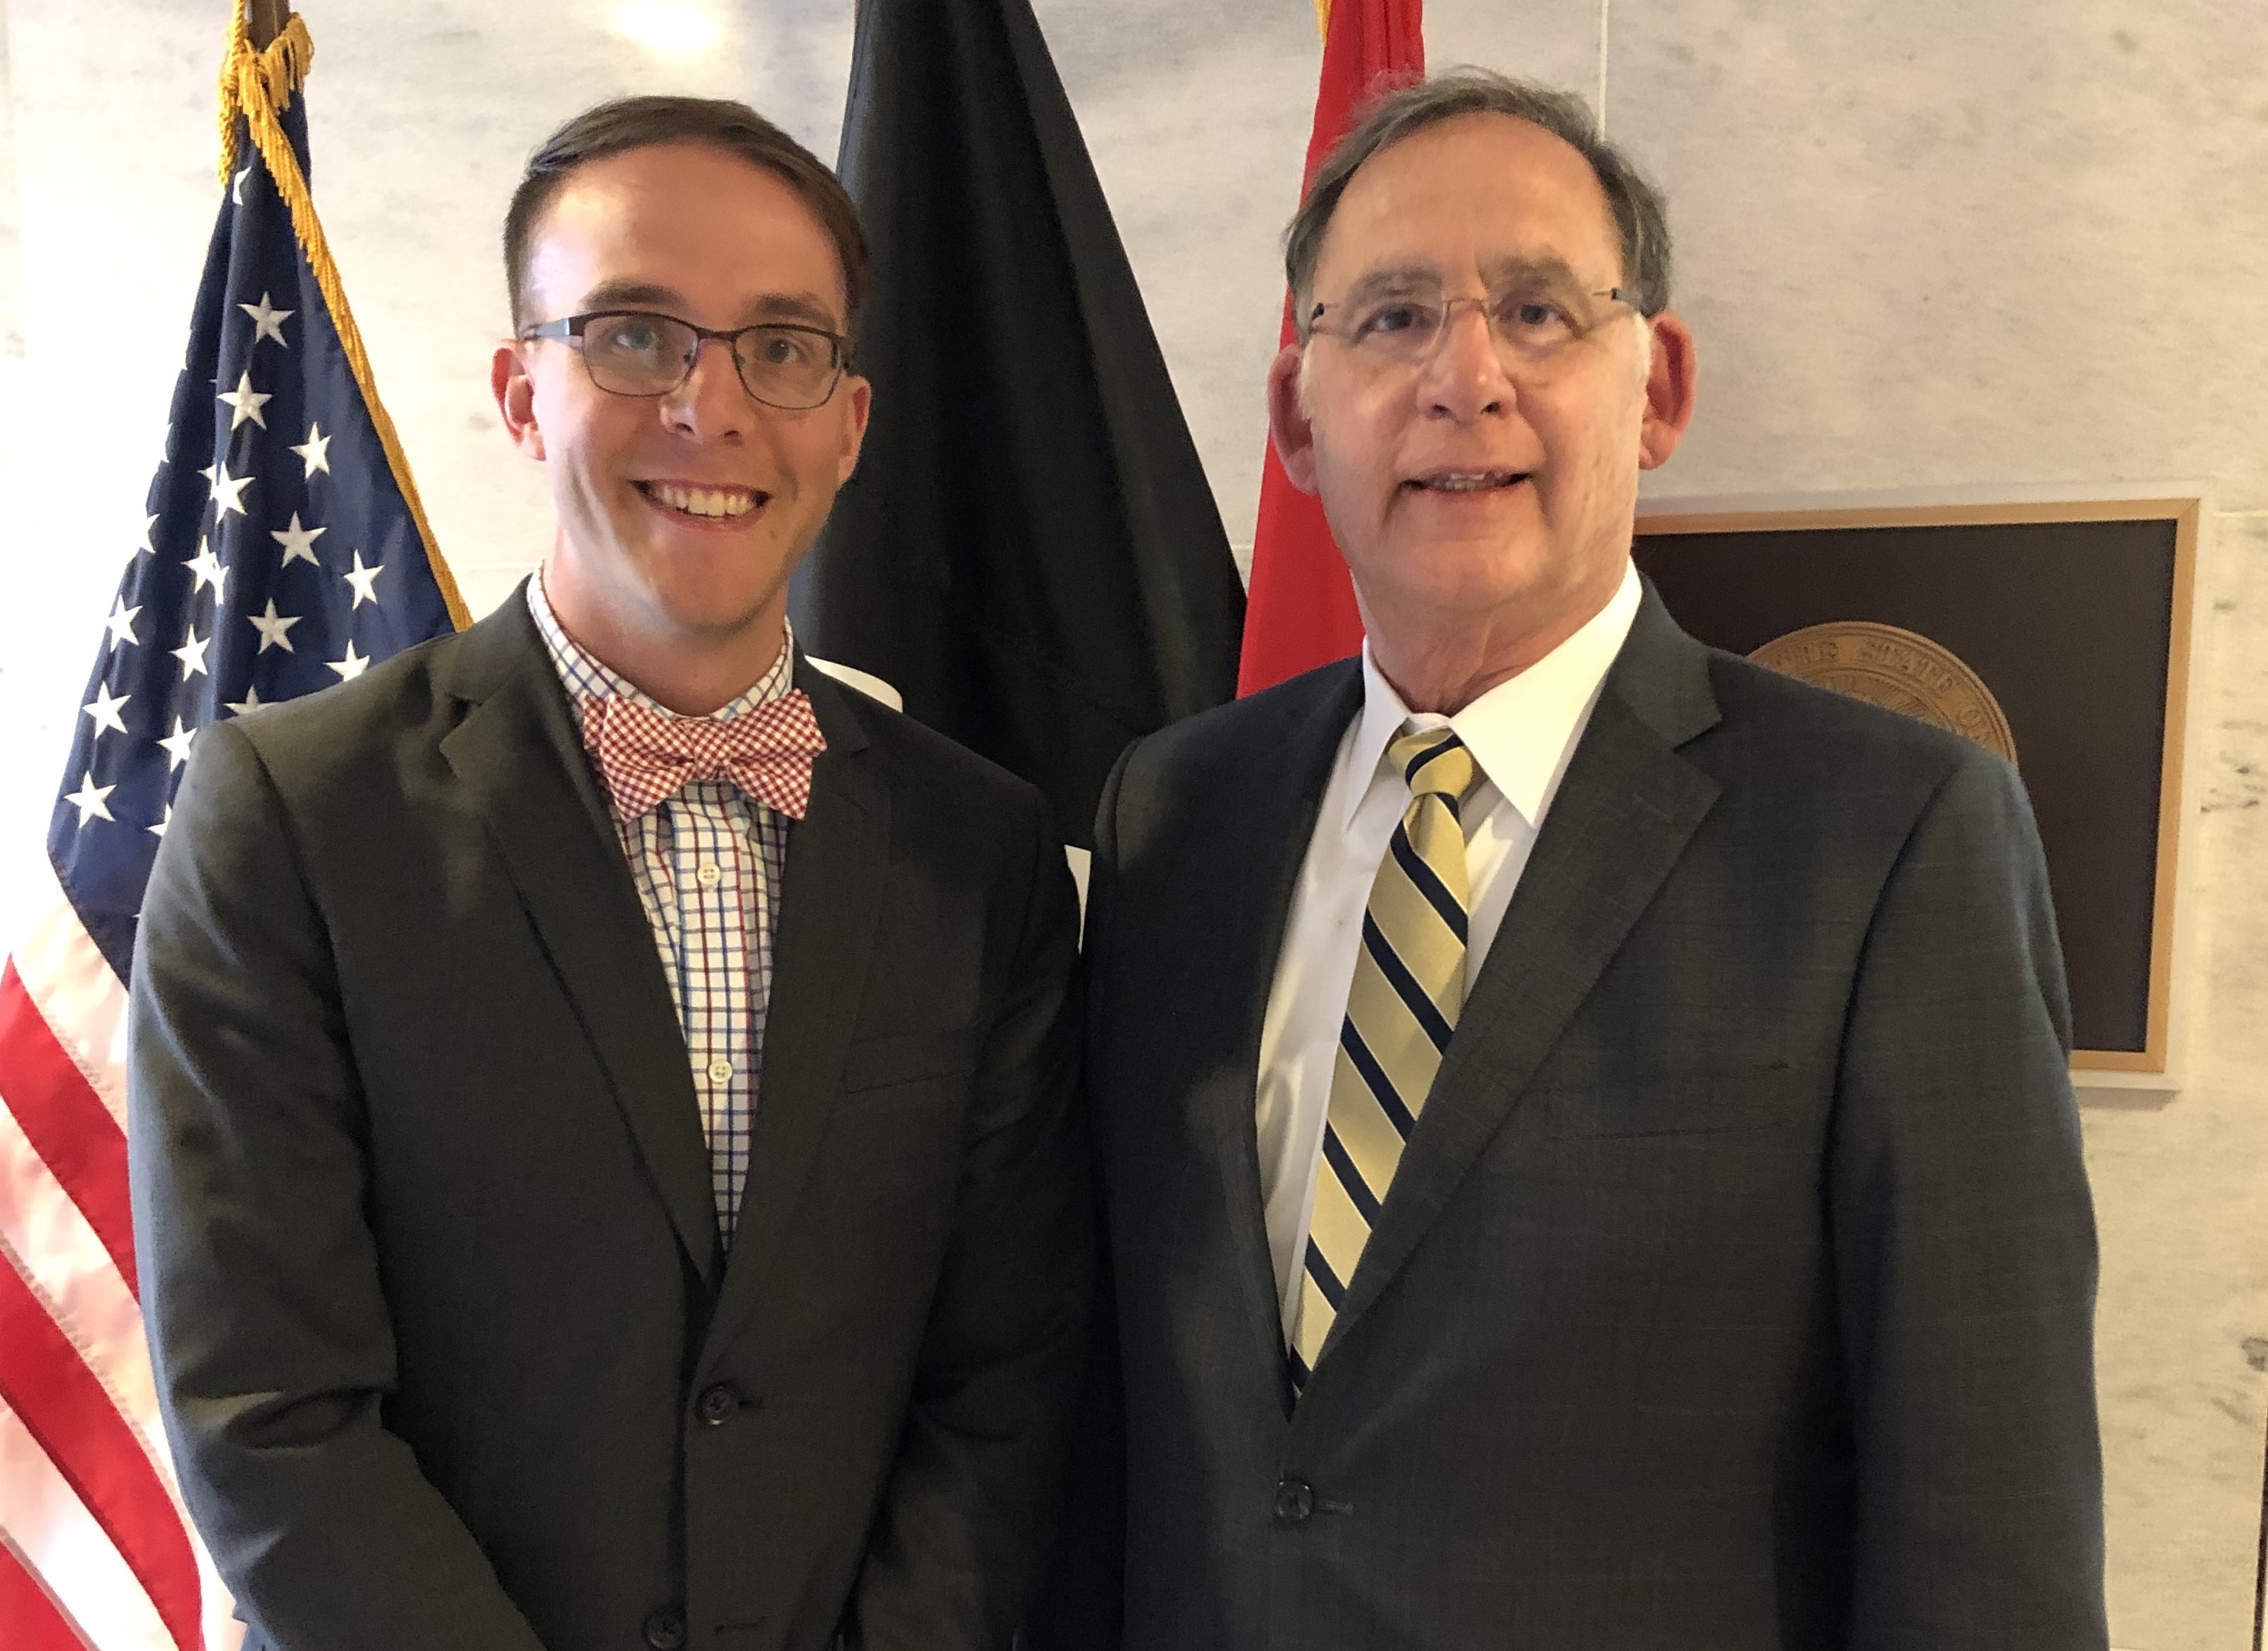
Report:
1206,666,1367,1395
437,593,720,1285
702,663,890,1362
1316,591,1724,1365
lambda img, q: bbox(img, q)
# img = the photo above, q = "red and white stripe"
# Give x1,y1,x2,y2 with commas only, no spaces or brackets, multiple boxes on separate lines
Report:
0,859,240,1650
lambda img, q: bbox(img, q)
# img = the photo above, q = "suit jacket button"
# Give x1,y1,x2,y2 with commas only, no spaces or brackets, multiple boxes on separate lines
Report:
1274,1476,1314,1524
642,1608,686,1649
697,1383,739,1426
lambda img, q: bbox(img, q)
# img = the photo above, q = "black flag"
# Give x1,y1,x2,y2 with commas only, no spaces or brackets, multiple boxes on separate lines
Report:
792,0,1246,849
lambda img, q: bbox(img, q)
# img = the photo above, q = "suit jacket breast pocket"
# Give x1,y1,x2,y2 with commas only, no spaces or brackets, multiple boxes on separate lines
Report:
1540,1060,1818,1139
839,1028,979,1097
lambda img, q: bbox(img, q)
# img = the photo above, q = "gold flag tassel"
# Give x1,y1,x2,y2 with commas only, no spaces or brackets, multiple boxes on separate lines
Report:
212,1,471,631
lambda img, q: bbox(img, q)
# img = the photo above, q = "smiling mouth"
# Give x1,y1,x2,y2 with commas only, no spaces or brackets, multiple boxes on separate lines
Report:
1403,468,1531,494
635,480,770,520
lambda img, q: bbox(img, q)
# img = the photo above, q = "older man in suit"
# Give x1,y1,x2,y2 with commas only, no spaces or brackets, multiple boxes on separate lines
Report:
129,97,1087,1651
1067,70,2105,1650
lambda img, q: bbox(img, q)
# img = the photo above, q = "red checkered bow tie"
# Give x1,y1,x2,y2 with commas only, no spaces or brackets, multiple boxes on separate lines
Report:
581,691,828,821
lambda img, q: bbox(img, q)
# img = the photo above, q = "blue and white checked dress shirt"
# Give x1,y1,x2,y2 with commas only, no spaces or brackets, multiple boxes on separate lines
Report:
528,574,792,1247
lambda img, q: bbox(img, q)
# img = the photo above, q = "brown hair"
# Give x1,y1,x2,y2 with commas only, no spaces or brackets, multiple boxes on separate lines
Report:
1284,69,1673,334
503,95,869,329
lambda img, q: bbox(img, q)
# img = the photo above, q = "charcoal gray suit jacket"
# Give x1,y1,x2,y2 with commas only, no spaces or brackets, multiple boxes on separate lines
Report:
128,587,1089,1651
1061,587,2104,1649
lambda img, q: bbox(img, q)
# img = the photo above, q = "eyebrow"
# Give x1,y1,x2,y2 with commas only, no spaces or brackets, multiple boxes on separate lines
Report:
746,291,846,331
574,280,846,332
1336,264,1444,304
577,279,686,313
1478,254,1590,291
1335,254,1595,305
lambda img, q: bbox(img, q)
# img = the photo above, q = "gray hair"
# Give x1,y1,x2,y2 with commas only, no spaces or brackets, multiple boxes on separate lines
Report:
1283,69,1674,335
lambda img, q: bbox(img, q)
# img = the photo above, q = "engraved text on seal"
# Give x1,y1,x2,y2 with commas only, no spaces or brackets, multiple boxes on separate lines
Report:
1749,621,2018,767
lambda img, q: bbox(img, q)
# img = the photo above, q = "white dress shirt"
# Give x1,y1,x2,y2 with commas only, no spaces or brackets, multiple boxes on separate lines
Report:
1253,562,1643,1342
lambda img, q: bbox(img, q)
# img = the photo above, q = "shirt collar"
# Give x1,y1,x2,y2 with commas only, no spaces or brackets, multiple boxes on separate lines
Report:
1343,560,1642,832
526,568,795,729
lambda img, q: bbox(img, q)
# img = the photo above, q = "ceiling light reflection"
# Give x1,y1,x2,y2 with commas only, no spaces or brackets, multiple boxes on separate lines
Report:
609,1,723,56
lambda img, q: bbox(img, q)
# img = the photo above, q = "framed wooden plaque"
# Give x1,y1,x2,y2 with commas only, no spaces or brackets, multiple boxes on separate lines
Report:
1633,498,2198,1077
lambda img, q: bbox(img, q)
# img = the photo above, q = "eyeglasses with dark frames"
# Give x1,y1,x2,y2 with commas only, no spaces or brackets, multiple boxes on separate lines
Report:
519,310,852,411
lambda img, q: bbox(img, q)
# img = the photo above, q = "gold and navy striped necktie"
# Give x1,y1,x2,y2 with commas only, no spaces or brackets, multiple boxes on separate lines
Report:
1293,726,1480,1387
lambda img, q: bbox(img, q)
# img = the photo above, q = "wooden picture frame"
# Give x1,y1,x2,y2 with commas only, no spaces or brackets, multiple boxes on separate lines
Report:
1633,497,2199,1078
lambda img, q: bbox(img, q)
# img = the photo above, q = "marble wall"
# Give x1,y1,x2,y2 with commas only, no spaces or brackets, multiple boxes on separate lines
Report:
2,0,2261,1644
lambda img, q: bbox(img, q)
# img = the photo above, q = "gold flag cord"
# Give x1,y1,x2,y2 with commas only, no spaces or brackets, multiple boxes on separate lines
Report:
213,3,472,631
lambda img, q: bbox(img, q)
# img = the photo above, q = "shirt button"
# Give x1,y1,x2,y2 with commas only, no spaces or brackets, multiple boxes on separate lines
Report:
1274,1476,1314,1524
696,860,722,887
706,1057,733,1086
696,1383,739,1426
642,1609,686,1649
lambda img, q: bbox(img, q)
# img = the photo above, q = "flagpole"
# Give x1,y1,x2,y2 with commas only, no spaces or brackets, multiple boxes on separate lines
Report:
247,0,287,50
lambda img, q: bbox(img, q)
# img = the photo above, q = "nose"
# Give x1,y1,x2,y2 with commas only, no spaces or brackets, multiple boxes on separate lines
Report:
661,336,753,441
1416,298,1515,422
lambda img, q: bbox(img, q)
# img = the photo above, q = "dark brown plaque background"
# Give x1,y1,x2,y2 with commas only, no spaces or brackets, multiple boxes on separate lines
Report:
1633,502,2194,1067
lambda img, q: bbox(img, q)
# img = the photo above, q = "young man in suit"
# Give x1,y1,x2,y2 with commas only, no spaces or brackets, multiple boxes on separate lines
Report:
130,97,1088,1651
1069,71,2105,1649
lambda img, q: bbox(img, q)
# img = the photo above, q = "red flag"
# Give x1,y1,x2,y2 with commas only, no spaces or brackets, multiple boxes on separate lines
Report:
1236,0,1424,696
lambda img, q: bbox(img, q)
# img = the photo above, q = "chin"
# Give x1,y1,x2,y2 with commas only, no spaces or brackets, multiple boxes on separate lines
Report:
658,587,782,641
632,551,790,623
1378,552,1552,615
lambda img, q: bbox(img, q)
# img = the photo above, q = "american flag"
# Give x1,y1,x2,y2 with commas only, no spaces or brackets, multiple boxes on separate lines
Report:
0,16,462,1647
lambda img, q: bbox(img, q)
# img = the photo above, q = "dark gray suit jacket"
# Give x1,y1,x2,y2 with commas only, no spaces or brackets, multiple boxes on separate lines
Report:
1063,590,2103,1649
128,590,1090,1651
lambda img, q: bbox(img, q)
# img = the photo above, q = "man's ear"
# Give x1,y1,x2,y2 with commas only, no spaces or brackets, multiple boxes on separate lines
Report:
1265,343,1322,494
1637,310,1698,471
836,374,872,486
492,340,546,461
